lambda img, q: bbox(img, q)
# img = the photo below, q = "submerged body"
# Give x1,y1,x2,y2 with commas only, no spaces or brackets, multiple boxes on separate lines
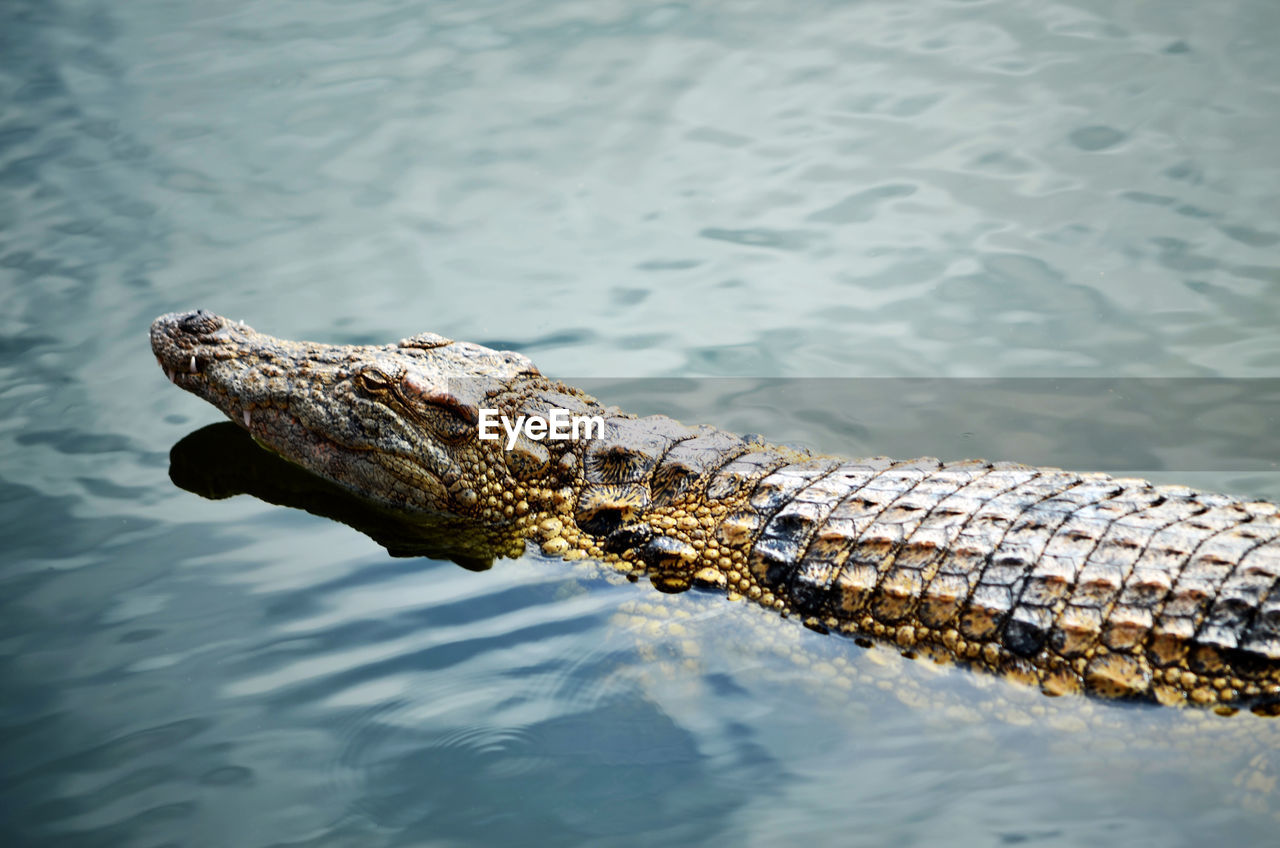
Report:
151,311,1280,712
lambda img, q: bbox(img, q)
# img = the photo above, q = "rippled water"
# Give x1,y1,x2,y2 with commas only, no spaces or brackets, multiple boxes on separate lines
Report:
4,0,1280,845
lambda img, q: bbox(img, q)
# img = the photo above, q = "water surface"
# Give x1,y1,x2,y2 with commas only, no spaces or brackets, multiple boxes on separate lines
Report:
4,0,1280,845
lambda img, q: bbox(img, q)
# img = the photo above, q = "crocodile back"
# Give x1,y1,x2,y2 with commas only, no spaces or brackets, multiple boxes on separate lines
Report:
726,456,1280,705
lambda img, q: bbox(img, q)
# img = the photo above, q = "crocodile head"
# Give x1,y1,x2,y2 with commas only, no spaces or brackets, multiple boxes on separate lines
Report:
150,309,544,520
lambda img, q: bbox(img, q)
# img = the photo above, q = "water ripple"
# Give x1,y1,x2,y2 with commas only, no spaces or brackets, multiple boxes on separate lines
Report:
6,0,1280,844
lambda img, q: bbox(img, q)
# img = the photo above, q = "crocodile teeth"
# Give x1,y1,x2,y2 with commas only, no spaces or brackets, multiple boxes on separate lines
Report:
189,355,197,373
166,369,174,383
243,409,251,427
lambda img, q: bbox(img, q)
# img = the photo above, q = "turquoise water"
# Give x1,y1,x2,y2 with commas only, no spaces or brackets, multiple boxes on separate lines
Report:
4,0,1280,845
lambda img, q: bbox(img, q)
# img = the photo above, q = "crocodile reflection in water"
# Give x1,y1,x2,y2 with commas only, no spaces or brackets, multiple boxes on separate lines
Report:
170,422,522,571
152,310,1280,714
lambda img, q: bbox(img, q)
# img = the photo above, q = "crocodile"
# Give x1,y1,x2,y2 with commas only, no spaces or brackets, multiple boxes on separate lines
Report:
150,309,1280,714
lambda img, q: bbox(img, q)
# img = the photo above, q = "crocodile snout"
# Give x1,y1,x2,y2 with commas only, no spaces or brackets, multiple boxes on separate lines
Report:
178,309,223,336
150,309,248,385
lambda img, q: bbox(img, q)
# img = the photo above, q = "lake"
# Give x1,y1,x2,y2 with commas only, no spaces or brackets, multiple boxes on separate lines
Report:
4,1,1280,845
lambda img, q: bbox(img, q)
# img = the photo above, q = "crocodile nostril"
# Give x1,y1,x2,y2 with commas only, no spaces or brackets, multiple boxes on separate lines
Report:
179,310,222,335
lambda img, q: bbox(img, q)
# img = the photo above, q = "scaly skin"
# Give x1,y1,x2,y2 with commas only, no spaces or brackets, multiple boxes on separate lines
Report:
151,310,1280,713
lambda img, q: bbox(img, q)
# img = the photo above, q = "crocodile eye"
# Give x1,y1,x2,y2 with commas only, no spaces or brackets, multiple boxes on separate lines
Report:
356,368,394,394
